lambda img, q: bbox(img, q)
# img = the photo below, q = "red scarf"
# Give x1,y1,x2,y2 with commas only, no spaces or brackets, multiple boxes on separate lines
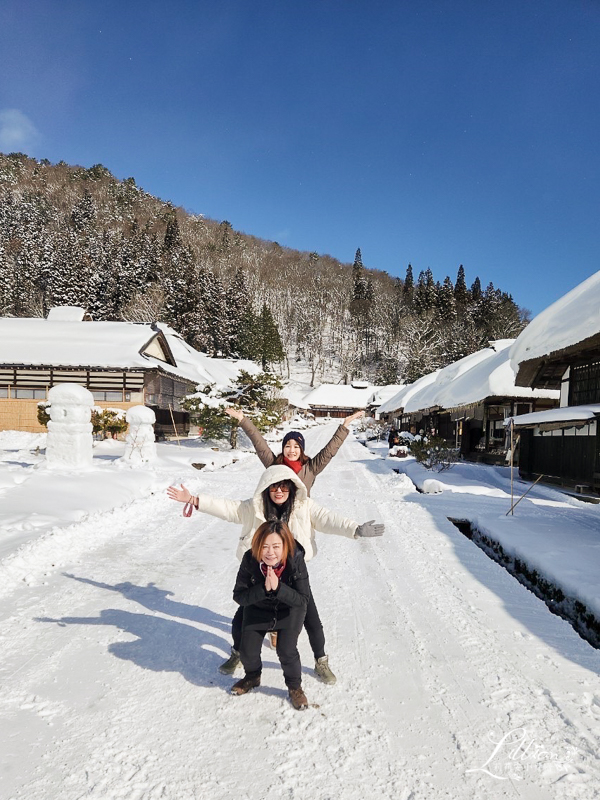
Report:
260,561,286,578
283,456,302,474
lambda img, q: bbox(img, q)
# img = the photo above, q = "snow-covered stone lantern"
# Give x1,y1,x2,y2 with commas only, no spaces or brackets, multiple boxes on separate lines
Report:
45,383,94,469
122,405,157,463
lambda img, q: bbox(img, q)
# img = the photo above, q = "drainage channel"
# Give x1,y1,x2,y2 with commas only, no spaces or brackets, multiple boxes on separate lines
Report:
448,517,600,651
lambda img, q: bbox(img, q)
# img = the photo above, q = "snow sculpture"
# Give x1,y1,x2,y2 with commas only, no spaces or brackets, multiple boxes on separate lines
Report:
123,405,157,463
45,383,94,469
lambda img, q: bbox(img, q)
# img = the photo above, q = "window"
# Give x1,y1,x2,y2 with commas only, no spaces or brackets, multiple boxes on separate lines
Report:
0,386,7,398
92,391,123,402
14,388,46,399
570,361,600,405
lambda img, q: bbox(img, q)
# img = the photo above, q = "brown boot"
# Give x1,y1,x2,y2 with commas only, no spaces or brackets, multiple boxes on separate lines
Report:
231,674,261,695
288,686,308,710
268,631,278,649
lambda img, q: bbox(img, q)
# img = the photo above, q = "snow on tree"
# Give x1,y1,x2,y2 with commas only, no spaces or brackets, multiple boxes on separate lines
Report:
183,370,284,448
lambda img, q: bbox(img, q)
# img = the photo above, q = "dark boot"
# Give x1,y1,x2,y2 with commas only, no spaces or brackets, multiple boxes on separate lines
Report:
231,673,261,695
288,686,308,710
219,648,241,675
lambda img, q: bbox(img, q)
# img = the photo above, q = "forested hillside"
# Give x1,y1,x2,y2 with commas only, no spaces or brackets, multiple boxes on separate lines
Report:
0,152,528,384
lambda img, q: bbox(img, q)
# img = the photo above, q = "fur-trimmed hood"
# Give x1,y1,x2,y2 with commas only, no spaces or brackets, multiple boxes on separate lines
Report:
195,463,358,563
250,464,308,515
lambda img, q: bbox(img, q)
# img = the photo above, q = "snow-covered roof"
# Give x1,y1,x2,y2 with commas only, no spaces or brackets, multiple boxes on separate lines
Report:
507,403,600,429
47,306,87,322
280,384,313,410
0,316,260,389
434,341,558,411
377,341,559,416
154,323,260,387
303,382,374,409
405,346,501,413
366,385,405,407
510,270,600,377
377,370,440,415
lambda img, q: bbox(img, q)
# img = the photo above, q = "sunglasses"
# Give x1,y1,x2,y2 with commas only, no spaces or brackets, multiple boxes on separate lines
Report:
269,482,290,493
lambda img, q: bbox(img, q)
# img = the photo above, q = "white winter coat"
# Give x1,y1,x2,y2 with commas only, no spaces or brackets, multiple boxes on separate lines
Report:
195,464,358,562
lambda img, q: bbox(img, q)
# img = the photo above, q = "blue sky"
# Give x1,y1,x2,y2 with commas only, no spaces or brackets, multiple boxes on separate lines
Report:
0,0,599,316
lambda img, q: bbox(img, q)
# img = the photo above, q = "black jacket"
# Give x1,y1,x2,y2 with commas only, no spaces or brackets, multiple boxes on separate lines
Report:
233,545,310,631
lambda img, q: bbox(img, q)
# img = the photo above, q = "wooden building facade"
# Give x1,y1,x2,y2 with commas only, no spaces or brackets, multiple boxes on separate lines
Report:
0,314,196,436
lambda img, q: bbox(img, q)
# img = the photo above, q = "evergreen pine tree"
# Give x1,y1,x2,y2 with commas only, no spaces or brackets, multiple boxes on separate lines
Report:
219,220,232,251
0,242,14,315
163,212,183,252
204,271,229,355
258,303,285,370
226,268,250,355
438,276,457,322
237,305,261,360
413,269,436,315
71,191,96,231
403,264,414,303
352,248,369,300
470,276,482,302
454,264,469,306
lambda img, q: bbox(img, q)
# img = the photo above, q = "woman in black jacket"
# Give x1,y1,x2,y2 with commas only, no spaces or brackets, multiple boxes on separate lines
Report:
231,520,311,710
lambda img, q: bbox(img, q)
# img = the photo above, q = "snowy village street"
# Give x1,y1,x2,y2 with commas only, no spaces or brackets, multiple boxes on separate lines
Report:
1,423,600,800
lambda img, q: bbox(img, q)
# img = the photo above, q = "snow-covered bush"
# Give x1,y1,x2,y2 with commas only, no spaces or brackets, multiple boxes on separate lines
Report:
37,400,51,427
91,407,128,439
355,416,383,440
409,436,458,472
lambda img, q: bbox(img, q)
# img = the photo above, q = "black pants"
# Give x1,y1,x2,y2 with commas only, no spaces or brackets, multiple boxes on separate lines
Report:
240,624,303,689
232,591,326,660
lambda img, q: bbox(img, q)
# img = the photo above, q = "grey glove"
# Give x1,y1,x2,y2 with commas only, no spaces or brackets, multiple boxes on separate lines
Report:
356,520,384,537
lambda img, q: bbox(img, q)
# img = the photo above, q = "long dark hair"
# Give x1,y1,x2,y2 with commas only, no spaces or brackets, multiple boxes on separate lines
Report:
262,479,297,522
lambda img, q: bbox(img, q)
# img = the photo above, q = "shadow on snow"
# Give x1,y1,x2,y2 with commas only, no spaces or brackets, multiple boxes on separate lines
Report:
35,574,314,690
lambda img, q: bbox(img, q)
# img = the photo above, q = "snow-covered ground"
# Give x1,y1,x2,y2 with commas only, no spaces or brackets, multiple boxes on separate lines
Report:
1,425,600,799
374,444,600,621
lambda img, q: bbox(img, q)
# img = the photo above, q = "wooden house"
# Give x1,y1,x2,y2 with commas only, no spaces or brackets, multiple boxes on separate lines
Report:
379,341,558,461
510,271,600,490
302,381,374,418
0,307,257,437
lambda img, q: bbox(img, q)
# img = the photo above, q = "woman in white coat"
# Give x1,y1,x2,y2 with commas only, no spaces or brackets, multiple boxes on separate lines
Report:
167,464,383,682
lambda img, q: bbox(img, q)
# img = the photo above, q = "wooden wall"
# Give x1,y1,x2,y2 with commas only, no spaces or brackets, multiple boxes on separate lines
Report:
0,399,139,433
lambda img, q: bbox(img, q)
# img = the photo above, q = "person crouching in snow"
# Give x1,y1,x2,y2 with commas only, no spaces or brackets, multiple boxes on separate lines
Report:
232,520,310,710
167,464,384,686
223,407,364,497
